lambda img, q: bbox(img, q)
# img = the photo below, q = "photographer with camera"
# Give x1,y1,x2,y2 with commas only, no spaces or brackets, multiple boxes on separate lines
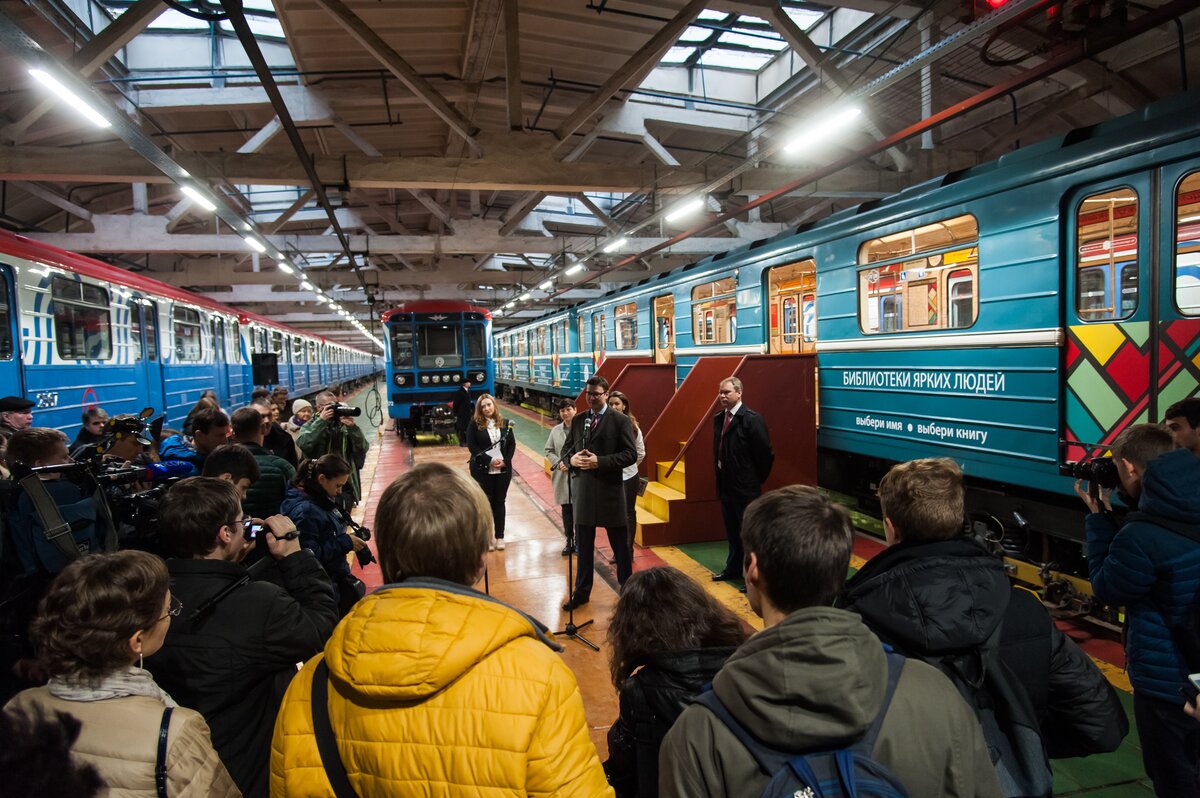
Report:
296,391,369,509
1076,423,1200,797
282,455,370,617
144,477,337,798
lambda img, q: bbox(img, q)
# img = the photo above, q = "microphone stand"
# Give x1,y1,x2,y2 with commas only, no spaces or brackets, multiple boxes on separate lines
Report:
553,425,599,652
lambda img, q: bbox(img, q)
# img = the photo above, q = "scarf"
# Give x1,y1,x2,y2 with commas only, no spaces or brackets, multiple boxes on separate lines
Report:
48,665,177,707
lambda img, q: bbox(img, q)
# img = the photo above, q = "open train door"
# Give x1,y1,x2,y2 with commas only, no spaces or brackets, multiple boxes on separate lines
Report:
0,264,21,396
653,294,674,364
1155,162,1200,418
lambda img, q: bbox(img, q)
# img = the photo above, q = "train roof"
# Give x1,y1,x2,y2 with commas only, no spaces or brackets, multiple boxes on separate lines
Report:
0,229,370,355
381,300,492,323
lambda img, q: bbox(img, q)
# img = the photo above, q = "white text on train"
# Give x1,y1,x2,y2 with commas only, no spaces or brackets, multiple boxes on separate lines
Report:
840,370,1006,395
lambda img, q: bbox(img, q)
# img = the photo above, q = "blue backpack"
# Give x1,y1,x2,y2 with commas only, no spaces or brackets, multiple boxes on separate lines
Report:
693,651,909,798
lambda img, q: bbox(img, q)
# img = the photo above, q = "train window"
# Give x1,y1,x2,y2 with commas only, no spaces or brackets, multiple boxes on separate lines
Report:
128,300,143,362
271,331,284,357
592,312,605,351
1075,187,1138,321
517,331,527,357
535,325,548,356
308,340,318,365
0,279,12,360
577,316,585,350
465,326,485,362
145,302,158,361
1174,171,1200,315
692,277,736,345
173,307,203,362
614,302,637,350
211,318,224,360
857,215,979,335
554,320,567,353
228,320,239,363
291,335,303,363
51,277,112,360
419,325,462,367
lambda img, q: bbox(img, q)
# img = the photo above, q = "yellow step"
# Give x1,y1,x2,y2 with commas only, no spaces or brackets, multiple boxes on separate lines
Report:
637,480,685,520
656,460,686,494
634,505,666,546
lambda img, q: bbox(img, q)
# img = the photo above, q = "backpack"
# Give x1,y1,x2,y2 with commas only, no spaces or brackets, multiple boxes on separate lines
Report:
921,623,1053,798
1124,511,1200,671
693,651,909,798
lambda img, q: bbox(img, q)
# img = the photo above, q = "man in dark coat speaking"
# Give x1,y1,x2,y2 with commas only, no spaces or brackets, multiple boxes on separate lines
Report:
562,375,638,611
712,376,774,582
452,380,473,447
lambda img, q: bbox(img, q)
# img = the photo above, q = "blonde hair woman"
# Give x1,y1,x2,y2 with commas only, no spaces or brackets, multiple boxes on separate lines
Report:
465,393,516,551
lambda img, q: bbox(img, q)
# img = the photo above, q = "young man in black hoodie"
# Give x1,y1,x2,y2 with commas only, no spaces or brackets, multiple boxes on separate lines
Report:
839,457,1128,797
146,477,337,798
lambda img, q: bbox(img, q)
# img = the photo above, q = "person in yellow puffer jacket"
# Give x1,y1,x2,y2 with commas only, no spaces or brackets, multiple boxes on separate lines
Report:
271,461,614,798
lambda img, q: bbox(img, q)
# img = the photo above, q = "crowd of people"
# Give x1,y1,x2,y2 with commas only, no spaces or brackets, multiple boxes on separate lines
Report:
0,383,1197,798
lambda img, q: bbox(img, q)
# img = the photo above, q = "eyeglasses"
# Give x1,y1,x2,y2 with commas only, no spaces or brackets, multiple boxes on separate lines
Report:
159,594,182,622
586,391,607,398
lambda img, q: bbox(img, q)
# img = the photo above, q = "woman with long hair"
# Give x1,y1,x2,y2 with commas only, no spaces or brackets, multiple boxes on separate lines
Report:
607,390,645,557
281,454,368,616
465,393,516,551
5,550,238,797
604,566,748,798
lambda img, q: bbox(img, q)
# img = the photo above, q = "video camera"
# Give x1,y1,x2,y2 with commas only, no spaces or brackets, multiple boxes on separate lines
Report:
330,402,362,419
1062,456,1120,490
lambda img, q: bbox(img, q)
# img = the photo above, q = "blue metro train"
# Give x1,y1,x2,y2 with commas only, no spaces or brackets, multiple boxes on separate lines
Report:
382,301,494,437
495,90,1200,568
0,231,378,437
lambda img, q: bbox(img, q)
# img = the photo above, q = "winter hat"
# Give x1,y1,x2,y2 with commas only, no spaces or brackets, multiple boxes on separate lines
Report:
292,398,313,414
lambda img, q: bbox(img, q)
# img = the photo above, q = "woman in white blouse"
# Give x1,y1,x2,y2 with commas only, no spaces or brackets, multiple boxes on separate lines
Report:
606,390,645,559
465,394,516,551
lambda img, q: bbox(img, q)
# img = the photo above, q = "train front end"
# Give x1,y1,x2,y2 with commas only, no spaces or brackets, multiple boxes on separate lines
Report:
382,301,493,438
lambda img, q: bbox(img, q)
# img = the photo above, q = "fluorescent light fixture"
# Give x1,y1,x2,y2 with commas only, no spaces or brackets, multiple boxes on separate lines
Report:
566,263,586,275
28,68,111,129
245,237,267,253
495,309,504,316
278,262,294,275
602,237,627,253
783,106,863,154
505,301,515,308
520,292,532,301
538,280,553,290
665,197,704,223
179,185,217,212
301,280,313,290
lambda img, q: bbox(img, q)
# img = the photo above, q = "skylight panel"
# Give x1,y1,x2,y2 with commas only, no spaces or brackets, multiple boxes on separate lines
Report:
218,15,286,39
660,46,696,64
785,7,826,30
719,31,788,50
698,8,731,20
699,48,773,70
679,25,713,42
144,9,210,30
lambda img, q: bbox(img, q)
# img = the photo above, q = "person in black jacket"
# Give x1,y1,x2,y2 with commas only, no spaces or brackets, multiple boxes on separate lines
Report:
838,457,1128,795
604,566,748,798
145,476,338,798
466,393,516,551
711,377,774,582
453,380,473,448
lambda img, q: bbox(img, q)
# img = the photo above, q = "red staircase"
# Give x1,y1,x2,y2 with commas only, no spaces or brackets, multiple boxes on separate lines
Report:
572,355,652,411
607,363,676,433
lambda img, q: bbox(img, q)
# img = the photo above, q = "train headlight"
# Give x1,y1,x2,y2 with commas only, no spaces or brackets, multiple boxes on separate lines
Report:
474,371,486,383
421,375,430,384
452,374,461,383
393,374,406,387
432,375,441,384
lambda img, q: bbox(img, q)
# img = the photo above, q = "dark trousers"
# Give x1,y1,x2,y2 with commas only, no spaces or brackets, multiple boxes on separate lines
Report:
623,476,639,555
475,472,511,538
560,503,575,543
719,496,754,576
571,524,632,601
1134,692,1200,797
455,421,469,446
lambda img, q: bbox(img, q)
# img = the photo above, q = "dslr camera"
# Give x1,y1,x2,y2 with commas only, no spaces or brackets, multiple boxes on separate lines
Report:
330,402,362,419
1063,456,1121,490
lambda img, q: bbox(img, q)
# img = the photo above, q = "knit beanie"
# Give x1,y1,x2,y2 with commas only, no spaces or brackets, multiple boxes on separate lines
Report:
292,398,312,414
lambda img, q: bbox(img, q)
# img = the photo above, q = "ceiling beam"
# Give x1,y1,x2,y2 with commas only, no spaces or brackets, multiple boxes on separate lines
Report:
2,0,167,144
552,0,709,145
504,0,523,131
14,181,93,222
311,0,483,157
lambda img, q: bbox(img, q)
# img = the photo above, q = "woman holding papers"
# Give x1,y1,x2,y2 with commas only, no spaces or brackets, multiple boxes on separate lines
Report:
466,393,516,551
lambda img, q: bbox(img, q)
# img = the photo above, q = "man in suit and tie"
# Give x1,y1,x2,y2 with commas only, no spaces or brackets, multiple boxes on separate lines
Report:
563,375,638,611
452,381,473,447
712,377,774,582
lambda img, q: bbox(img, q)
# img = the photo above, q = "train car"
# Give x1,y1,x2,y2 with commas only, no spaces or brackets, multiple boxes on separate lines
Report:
0,229,376,436
495,90,1200,574
382,300,493,437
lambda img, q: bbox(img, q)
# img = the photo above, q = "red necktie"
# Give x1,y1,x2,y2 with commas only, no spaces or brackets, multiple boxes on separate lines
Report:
721,410,733,438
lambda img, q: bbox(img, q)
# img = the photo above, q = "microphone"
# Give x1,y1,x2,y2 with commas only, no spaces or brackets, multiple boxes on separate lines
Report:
582,416,593,450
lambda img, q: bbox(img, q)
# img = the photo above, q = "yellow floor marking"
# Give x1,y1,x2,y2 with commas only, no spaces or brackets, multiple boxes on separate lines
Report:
652,545,764,632
1091,656,1132,693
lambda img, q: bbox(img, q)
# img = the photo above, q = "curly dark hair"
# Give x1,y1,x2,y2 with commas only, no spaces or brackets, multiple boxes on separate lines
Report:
30,551,169,684
0,707,105,797
606,566,748,689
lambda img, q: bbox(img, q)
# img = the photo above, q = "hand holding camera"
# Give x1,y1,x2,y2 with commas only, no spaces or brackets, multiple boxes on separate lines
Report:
263,515,301,559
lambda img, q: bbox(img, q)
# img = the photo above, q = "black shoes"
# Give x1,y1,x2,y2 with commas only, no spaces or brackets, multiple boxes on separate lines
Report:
712,571,735,582
561,542,576,556
562,596,589,612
